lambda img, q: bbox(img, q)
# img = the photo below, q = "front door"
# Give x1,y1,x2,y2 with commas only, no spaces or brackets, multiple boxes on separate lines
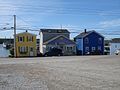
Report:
29,47,34,56
59,44,65,54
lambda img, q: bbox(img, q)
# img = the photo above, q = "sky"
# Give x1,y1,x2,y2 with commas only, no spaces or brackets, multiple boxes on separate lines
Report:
0,0,120,39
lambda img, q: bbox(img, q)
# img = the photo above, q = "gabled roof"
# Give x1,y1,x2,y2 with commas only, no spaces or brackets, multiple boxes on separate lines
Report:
16,32,36,36
111,38,120,43
40,29,70,33
74,30,104,39
74,31,93,39
43,35,76,45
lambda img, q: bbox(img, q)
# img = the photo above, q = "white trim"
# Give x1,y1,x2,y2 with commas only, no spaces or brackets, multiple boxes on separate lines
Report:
19,37,23,42
92,47,96,51
40,32,43,53
98,46,101,50
85,47,89,52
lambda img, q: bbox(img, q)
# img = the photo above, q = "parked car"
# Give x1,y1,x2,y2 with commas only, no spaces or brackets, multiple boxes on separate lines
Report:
115,49,120,55
44,48,63,56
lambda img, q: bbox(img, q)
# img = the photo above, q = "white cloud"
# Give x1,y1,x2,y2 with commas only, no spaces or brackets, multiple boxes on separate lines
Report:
0,0,62,28
0,0,63,38
0,2,19,15
100,19,120,28
0,0,62,15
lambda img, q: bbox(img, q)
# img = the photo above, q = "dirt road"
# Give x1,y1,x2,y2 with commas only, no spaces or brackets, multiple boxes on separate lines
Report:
0,55,120,90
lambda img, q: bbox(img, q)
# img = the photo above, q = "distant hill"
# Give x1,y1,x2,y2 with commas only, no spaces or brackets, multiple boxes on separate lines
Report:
0,38,40,44
0,38,14,44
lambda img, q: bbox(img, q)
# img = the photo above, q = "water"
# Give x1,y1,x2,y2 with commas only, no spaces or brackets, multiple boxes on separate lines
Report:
0,44,10,57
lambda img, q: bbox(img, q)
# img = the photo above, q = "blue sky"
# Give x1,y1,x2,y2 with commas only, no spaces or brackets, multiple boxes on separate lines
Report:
0,0,120,39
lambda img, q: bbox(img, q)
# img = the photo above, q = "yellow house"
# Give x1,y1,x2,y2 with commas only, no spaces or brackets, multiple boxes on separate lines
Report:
16,31,37,57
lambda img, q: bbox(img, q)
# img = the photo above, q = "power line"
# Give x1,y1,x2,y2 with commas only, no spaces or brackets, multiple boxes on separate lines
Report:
0,15,120,36
0,27,120,36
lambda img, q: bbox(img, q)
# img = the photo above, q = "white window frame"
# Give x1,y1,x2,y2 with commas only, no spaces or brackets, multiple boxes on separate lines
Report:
67,46,73,51
85,47,89,52
98,38,102,44
30,47,34,52
19,46,27,53
28,36,33,42
98,46,101,50
92,47,96,52
19,37,23,42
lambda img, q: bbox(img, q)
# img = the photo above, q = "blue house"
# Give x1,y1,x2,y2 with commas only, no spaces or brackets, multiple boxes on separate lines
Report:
74,29,104,55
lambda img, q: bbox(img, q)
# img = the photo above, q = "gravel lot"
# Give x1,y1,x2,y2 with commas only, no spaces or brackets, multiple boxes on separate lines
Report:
0,55,120,90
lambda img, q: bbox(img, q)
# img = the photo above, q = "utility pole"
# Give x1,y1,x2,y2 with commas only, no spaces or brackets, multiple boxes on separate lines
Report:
14,15,17,57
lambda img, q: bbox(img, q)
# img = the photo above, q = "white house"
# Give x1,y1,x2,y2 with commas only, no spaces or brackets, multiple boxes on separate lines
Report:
110,38,120,55
39,29,76,55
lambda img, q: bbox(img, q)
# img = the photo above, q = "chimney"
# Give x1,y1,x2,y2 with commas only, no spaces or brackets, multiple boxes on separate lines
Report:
84,29,87,33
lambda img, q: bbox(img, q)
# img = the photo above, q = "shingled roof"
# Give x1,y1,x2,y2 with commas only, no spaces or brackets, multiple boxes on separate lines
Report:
16,31,36,36
40,29,70,33
74,30,104,39
43,35,75,45
111,38,120,43
74,30,93,39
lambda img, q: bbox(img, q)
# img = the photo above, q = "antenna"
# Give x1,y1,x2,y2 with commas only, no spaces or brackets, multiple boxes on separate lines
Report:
61,24,62,29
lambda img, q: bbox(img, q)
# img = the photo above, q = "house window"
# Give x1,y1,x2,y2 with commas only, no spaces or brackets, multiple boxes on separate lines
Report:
30,47,34,52
28,36,33,42
32,36,33,42
85,47,89,52
19,37,24,42
98,38,102,44
19,46,27,53
67,46,73,51
85,38,89,44
92,47,96,52
98,46,101,50
60,46,64,49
